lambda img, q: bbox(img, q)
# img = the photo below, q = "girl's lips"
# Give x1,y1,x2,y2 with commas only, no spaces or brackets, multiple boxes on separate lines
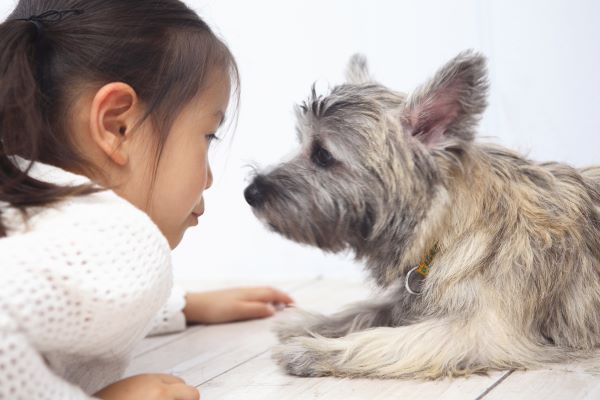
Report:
189,212,202,226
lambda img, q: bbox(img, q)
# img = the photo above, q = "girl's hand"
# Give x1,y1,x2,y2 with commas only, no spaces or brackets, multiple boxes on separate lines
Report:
94,374,199,400
183,287,294,324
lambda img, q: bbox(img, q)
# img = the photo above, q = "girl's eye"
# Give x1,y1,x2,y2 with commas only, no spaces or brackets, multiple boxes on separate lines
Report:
311,144,335,168
207,133,221,143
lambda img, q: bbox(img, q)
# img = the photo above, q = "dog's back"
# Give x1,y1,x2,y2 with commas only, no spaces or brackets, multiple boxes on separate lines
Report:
581,166,600,201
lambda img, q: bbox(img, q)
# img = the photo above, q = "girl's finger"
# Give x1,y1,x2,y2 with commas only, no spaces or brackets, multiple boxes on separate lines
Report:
237,301,277,320
158,374,186,384
169,383,201,400
246,287,294,304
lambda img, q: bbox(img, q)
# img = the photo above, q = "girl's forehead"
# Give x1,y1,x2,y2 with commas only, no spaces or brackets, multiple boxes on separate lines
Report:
193,70,232,108
179,77,231,126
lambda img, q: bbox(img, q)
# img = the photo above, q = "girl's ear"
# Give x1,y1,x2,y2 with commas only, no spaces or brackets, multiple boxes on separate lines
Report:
89,82,139,166
400,51,488,147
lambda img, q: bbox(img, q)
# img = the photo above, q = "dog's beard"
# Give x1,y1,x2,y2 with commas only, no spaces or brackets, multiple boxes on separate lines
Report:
254,201,348,252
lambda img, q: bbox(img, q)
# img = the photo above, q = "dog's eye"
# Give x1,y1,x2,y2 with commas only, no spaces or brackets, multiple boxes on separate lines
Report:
311,145,335,168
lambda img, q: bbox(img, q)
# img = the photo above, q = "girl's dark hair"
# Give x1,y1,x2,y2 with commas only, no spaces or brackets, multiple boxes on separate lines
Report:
0,0,239,237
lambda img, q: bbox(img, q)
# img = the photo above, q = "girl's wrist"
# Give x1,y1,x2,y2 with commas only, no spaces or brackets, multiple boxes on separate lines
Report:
182,292,210,323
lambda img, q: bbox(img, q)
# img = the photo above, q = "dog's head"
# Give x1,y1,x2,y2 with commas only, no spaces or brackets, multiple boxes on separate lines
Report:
245,51,488,261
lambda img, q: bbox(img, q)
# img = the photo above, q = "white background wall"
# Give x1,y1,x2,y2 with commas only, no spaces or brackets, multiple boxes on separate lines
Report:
2,1,599,283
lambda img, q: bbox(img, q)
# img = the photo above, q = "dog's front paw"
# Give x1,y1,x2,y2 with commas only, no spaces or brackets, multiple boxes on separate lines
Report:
273,308,326,342
274,319,316,343
272,337,338,377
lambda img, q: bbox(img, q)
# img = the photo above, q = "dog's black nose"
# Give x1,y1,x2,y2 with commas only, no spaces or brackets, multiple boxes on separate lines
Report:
244,179,267,208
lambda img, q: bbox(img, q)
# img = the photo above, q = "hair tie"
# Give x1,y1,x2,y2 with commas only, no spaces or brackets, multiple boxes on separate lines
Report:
17,9,84,35
15,9,84,92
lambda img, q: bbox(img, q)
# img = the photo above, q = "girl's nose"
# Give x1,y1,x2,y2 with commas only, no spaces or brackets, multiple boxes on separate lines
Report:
206,164,213,190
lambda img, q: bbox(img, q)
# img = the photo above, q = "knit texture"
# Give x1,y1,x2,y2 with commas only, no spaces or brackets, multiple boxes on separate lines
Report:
0,158,187,399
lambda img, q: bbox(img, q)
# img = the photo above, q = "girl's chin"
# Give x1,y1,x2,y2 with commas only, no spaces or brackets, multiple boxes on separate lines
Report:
188,213,199,226
171,215,200,248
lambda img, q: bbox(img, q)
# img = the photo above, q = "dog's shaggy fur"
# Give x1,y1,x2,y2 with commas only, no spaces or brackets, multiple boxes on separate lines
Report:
244,51,600,379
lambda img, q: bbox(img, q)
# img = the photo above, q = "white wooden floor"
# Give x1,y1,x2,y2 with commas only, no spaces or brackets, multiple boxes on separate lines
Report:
125,277,600,400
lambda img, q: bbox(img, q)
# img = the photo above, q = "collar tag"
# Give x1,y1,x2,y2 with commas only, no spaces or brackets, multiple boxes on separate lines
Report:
404,245,438,295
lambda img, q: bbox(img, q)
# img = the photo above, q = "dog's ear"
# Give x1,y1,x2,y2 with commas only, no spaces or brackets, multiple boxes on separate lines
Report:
346,54,373,84
400,50,488,147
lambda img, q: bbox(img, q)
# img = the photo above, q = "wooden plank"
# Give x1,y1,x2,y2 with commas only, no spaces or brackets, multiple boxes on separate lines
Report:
198,347,507,400
131,327,197,359
125,277,369,381
128,278,600,399
130,278,319,358
127,278,507,400
482,364,600,400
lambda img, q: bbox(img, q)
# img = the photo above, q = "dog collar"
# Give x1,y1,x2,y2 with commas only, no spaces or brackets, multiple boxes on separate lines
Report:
405,244,438,295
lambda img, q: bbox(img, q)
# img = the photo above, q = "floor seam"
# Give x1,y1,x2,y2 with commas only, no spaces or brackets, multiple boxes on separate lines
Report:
195,348,271,387
474,369,515,400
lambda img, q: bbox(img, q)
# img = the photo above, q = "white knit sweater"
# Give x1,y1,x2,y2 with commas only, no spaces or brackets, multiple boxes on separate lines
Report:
0,159,187,399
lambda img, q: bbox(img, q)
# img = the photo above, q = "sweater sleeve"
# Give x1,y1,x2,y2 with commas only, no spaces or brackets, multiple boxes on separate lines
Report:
146,285,187,336
0,189,175,395
0,313,99,400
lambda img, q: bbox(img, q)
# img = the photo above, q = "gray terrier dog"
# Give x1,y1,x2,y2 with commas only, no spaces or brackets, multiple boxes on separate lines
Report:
244,51,600,379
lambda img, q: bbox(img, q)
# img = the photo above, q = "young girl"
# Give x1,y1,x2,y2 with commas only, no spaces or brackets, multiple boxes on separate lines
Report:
0,1,293,399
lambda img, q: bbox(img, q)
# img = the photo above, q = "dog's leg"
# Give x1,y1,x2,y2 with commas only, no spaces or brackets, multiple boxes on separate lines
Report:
276,290,421,341
273,314,562,379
